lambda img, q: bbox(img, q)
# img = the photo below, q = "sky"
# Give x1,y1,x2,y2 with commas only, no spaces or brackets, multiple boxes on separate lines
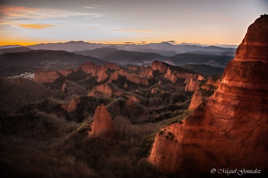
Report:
0,0,267,46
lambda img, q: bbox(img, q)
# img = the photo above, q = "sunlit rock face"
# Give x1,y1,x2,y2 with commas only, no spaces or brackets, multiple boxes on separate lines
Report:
89,105,113,137
88,84,114,97
184,78,200,92
62,96,80,112
34,69,74,83
188,89,203,110
80,62,110,82
152,61,202,84
34,70,61,83
148,123,183,172
164,68,177,83
152,61,168,73
148,15,268,173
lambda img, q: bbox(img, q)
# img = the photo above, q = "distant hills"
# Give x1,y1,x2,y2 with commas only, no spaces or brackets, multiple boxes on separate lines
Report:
0,46,31,55
4,41,235,57
0,41,235,77
0,50,103,76
182,64,225,76
168,53,233,67
75,48,165,65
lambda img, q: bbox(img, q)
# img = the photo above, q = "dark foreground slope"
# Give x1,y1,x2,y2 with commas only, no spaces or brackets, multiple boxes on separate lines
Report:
0,60,205,178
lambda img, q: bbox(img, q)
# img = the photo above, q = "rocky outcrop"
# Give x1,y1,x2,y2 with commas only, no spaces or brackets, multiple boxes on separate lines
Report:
62,96,80,112
188,77,218,110
58,69,73,77
126,95,140,106
88,84,115,97
184,77,200,92
152,61,203,84
164,68,177,83
80,62,98,75
96,66,109,82
117,69,149,86
188,89,204,110
80,62,109,82
34,70,61,83
89,105,113,137
148,15,268,173
152,61,168,73
34,69,74,83
139,66,153,78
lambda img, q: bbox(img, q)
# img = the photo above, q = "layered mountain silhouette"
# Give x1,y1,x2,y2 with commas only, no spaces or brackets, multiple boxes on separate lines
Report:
26,41,235,56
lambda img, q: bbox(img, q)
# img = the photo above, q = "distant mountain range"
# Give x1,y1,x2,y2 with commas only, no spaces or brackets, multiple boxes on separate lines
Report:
0,41,235,56
75,47,165,65
168,53,233,67
0,41,235,77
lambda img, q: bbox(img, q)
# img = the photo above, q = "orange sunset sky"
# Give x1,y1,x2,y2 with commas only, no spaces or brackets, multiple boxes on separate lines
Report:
0,0,267,46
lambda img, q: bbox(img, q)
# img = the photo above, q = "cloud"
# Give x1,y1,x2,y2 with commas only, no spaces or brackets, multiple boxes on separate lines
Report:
84,6,96,9
0,5,102,21
18,23,54,29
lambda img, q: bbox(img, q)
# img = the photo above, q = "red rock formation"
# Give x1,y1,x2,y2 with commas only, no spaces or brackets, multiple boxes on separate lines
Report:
127,65,139,72
81,62,121,83
139,66,154,78
152,61,203,84
61,82,67,93
152,61,168,73
184,78,200,92
201,77,219,90
164,68,177,83
88,83,113,97
80,62,98,75
151,87,159,94
58,69,73,77
107,68,149,86
148,15,268,173
148,123,183,172
96,66,109,82
62,96,80,112
120,69,149,85
89,105,113,137
188,89,203,110
104,63,120,71
126,95,140,105
34,70,60,83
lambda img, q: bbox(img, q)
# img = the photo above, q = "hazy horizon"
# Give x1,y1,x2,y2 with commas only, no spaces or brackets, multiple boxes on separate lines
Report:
0,40,239,48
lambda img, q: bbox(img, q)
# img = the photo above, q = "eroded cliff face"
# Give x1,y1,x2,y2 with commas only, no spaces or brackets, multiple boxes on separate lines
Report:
184,78,200,92
188,89,203,110
89,105,114,137
148,15,268,173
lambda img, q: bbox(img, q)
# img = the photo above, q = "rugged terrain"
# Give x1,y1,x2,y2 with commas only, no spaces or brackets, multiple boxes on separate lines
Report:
148,15,268,176
0,57,207,178
1,15,266,178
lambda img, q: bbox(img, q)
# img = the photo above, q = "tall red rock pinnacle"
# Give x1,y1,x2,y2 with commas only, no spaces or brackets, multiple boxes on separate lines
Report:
148,15,268,173
89,105,114,137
